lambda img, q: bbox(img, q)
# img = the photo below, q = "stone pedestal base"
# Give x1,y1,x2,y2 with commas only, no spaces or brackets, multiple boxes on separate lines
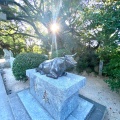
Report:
26,69,91,120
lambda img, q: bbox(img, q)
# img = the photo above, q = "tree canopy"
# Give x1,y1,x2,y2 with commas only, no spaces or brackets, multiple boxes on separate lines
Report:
0,0,120,53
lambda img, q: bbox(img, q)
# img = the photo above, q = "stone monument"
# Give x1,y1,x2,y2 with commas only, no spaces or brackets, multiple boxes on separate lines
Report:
26,69,94,120
36,53,77,79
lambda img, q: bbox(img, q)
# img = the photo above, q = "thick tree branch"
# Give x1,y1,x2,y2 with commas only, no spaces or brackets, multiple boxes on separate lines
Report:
22,0,37,13
7,16,45,38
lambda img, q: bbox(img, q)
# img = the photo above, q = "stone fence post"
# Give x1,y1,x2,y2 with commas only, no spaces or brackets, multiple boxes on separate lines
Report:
99,60,103,76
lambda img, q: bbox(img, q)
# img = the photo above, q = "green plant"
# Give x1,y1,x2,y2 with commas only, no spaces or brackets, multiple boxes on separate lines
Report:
97,46,117,63
12,52,47,82
103,51,120,92
77,50,99,73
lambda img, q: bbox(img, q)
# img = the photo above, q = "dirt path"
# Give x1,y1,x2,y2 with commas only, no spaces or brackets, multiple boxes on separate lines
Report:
3,68,29,94
80,73,120,120
2,68,120,120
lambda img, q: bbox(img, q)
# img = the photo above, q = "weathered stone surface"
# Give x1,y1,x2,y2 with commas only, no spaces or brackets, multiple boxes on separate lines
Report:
17,89,94,120
26,69,86,120
26,69,36,78
0,74,14,120
80,95,106,120
71,97,94,120
18,89,54,120
9,93,31,120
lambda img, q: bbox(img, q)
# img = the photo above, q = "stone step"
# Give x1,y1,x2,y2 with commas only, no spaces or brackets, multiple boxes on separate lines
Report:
71,97,94,120
8,90,106,120
79,95,106,120
9,93,31,120
17,89,94,120
17,89,54,120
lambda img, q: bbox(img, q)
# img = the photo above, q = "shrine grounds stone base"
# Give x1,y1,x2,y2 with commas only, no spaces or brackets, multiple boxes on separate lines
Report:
0,69,106,120
8,89,106,120
17,89,93,120
15,69,105,120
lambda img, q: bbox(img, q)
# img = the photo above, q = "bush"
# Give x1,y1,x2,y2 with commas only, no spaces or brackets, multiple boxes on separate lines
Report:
12,52,47,82
97,46,117,64
77,50,99,73
103,51,120,92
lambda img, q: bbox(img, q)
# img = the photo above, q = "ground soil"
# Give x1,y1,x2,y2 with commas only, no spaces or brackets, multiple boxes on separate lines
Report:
2,68,120,120
80,72,120,120
2,68,29,94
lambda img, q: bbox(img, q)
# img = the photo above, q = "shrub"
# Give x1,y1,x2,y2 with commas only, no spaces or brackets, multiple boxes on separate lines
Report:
97,46,117,64
77,50,99,73
12,52,47,82
103,51,120,92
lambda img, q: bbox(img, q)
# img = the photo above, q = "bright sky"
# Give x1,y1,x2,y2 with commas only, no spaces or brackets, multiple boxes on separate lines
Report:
15,0,20,2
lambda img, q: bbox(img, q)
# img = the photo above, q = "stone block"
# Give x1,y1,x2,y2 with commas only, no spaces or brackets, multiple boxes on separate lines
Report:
17,89,94,120
18,89,53,120
26,69,36,78
9,94,30,120
26,69,86,120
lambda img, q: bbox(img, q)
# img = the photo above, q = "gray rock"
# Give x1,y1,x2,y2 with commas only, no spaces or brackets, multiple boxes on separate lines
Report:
27,69,86,120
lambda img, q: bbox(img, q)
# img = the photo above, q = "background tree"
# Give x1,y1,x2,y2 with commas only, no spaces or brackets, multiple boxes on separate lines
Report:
0,21,44,56
77,0,120,91
0,0,83,53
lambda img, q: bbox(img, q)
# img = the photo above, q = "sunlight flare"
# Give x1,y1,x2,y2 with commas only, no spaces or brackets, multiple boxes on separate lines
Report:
50,23,60,33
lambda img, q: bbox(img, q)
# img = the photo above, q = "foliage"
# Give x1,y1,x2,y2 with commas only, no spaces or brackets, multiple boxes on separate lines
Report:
71,0,120,57
74,0,120,91
103,50,120,92
0,0,84,51
1,0,120,51
97,45,117,63
77,49,99,73
0,21,44,56
12,52,47,82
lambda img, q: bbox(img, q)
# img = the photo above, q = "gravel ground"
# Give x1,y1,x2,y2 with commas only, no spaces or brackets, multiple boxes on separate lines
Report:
80,72,120,120
3,68,29,94
2,68,120,120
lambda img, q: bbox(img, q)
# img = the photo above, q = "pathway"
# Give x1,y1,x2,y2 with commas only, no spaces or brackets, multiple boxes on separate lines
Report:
0,73,14,120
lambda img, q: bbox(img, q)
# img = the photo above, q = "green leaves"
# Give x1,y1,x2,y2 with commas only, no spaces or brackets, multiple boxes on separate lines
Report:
103,51,120,92
81,0,120,48
77,49,99,73
12,52,47,81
